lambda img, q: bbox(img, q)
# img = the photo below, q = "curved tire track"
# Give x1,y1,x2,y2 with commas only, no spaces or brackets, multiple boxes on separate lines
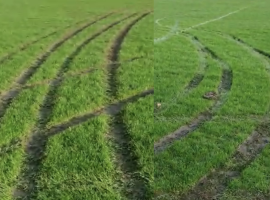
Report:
184,34,208,91
13,88,153,199
154,34,232,154
46,89,154,137
22,56,143,90
106,12,152,199
173,33,270,200
0,12,113,123
155,33,208,116
180,124,270,200
13,13,136,199
0,13,115,66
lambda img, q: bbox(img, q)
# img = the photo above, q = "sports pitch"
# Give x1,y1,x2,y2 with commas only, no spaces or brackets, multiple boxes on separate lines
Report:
154,0,270,199
0,0,153,199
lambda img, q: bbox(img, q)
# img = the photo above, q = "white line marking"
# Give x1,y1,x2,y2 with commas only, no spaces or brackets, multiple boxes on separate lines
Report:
155,18,165,27
155,18,172,29
180,7,248,33
154,20,179,44
154,6,248,44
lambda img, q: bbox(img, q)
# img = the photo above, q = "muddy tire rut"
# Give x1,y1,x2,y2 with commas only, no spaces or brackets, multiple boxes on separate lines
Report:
106,12,152,200
0,12,114,123
168,32,270,200
154,34,232,154
13,13,138,199
12,12,153,200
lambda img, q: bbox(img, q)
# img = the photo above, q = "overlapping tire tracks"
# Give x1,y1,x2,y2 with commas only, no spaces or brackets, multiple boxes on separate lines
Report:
0,11,154,199
156,29,270,199
179,32,270,200
154,33,232,154
0,12,114,122
106,12,152,200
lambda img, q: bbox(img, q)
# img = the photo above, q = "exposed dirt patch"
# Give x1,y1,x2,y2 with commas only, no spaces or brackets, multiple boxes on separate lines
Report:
186,73,205,90
203,91,218,100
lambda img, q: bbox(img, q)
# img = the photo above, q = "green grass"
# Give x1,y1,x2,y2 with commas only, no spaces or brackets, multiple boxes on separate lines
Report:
154,0,270,199
0,85,48,199
117,14,153,99
155,40,222,141
223,145,270,199
123,95,154,190
0,0,152,199
37,115,121,200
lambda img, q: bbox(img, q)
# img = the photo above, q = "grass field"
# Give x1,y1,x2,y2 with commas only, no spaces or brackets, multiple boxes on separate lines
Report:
154,0,270,199
0,0,153,199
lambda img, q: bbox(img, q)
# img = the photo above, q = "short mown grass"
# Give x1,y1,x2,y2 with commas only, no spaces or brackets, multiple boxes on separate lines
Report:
0,0,152,199
154,0,270,199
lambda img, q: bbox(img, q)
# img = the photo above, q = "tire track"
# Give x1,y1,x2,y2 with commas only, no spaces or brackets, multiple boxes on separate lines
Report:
228,35,270,71
21,56,143,90
173,34,270,200
47,89,153,137
106,12,151,199
0,13,115,66
154,20,179,44
12,88,153,198
107,12,150,99
154,34,232,154
0,138,21,157
180,124,270,200
199,28,270,66
185,35,208,90
13,14,136,199
155,34,208,116
0,12,113,123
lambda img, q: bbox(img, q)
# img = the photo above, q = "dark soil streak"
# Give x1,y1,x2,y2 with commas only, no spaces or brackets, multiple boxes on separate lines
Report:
20,56,143,90
185,34,208,91
177,33,270,200
0,13,113,65
154,34,208,116
13,14,138,199
107,12,151,199
16,12,114,86
180,124,270,200
0,17,93,66
0,13,113,123
107,12,150,99
47,89,153,137
228,34,270,71
185,73,205,90
154,35,232,154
